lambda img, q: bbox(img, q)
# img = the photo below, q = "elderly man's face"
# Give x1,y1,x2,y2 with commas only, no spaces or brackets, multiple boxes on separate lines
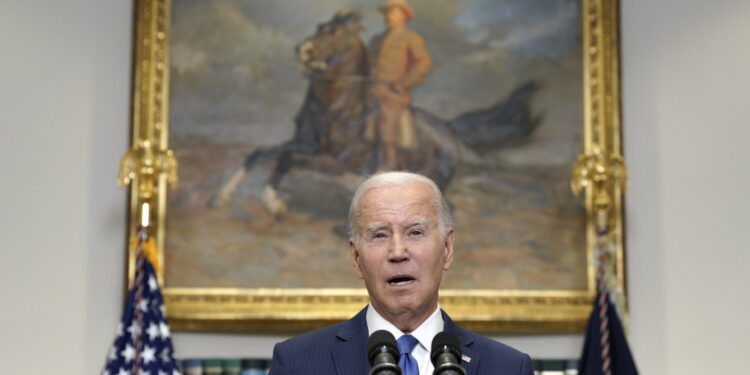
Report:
350,182,454,329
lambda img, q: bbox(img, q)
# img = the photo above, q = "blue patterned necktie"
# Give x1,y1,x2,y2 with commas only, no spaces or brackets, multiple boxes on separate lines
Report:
397,334,420,375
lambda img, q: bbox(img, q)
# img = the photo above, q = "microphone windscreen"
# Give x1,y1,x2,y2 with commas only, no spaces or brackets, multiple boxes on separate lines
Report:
431,331,462,364
368,330,399,364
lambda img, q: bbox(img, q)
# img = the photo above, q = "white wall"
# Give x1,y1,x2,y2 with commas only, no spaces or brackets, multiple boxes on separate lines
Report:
1,1,748,374
622,1,750,374
0,1,131,374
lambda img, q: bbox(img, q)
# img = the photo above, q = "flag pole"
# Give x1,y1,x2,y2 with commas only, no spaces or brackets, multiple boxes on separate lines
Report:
573,143,638,374
140,202,150,228
595,209,612,375
132,228,145,373
130,205,151,374
572,144,629,326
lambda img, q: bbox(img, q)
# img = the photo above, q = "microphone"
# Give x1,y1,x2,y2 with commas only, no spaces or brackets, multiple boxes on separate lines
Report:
431,332,466,375
368,330,402,375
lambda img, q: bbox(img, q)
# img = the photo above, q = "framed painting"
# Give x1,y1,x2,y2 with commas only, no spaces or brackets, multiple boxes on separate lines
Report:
123,0,626,332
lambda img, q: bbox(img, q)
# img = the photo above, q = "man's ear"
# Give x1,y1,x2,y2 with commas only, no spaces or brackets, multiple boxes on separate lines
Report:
442,228,455,271
350,239,364,279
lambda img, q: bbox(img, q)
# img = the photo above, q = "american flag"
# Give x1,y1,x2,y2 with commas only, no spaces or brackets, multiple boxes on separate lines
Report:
577,286,638,375
578,221,637,375
102,227,181,375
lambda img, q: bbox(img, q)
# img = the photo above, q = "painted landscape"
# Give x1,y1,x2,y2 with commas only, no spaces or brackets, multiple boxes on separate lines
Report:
165,0,586,291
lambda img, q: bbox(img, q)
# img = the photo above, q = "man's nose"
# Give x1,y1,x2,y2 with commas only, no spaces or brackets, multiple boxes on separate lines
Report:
387,233,409,262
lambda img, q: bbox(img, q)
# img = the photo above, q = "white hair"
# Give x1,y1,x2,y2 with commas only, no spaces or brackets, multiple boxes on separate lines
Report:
348,171,453,246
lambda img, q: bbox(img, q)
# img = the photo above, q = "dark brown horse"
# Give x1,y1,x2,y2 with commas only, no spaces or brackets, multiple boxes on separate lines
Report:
210,10,539,216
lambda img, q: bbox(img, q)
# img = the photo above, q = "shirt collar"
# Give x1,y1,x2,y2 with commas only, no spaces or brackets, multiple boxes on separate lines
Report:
366,303,444,352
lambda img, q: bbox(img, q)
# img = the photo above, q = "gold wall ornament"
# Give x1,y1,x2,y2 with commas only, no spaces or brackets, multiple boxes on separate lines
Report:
119,139,178,200
571,143,629,322
122,0,628,333
571,144,627,215
122,0,175,288
574,0,629,306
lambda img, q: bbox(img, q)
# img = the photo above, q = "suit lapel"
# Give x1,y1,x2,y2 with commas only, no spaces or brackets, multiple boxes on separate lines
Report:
443,311,479,375
332,307,371,375
330,309,481,374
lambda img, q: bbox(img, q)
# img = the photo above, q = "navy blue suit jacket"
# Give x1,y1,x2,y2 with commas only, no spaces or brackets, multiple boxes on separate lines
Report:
270,308,533,374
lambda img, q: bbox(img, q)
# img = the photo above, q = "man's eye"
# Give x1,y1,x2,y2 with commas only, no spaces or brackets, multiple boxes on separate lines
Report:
409,230,423,236
373,233,386,239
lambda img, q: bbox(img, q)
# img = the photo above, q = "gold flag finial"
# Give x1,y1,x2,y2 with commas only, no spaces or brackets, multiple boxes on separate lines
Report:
118,139,178,200
571,143,627,216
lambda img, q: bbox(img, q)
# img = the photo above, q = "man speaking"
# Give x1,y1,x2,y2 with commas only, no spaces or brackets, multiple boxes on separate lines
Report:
269,172,533,374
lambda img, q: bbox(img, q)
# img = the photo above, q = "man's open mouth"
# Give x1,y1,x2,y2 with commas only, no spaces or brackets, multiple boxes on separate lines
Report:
388,276,416,286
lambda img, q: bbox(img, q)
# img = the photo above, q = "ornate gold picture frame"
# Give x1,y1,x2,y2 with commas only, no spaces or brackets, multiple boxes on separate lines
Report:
122,0,626,333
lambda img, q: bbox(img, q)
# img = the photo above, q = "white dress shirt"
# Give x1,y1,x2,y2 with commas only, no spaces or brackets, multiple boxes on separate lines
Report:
366,303,444,375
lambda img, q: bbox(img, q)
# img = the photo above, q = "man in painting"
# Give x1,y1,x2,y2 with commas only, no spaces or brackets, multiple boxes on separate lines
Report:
269,171,532,374
369,0,433,170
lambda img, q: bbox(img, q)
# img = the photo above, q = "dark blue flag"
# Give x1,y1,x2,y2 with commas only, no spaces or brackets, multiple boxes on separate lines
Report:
102,230,181,375
578,289,638,375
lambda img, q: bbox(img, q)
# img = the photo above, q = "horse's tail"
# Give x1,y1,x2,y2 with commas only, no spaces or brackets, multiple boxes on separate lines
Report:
447,80,541,153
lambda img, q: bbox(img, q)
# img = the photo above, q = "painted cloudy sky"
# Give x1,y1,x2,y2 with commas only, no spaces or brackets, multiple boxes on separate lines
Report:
169,0,581,165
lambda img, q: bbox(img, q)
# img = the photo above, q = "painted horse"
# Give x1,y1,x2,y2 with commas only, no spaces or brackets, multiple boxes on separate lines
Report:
209,10,540,216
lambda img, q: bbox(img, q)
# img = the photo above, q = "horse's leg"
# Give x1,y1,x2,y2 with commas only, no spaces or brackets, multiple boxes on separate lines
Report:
268,149,295,189
207,145,285,208
262,184,287,218
262,150,293,217
207,167,246,208
262,142,321,217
